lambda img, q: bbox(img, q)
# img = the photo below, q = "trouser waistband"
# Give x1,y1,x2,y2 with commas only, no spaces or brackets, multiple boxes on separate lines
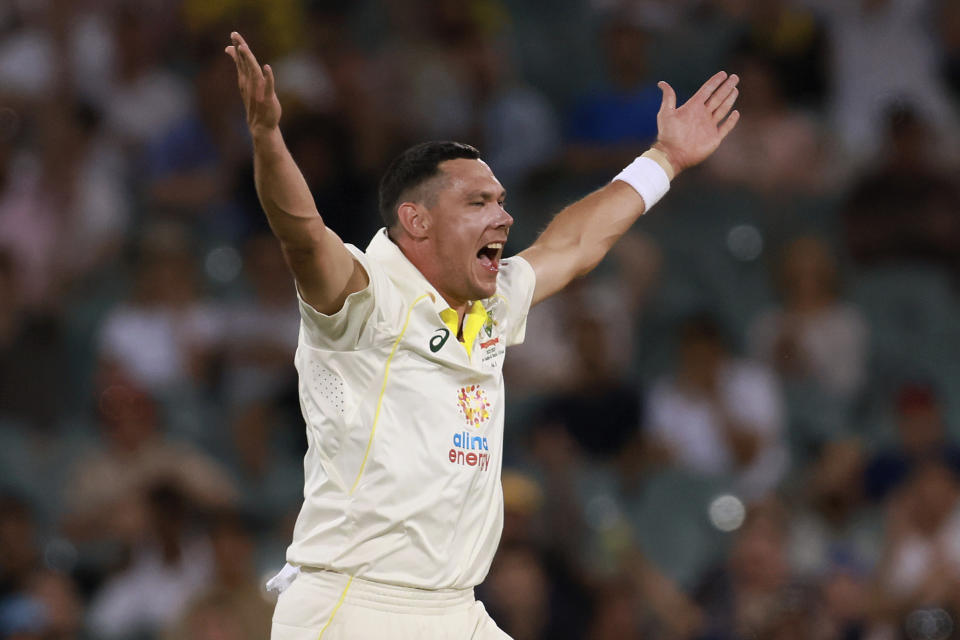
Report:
299,567,476,614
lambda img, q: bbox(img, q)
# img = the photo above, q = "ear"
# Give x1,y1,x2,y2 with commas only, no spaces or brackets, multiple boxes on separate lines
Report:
397,202,432,239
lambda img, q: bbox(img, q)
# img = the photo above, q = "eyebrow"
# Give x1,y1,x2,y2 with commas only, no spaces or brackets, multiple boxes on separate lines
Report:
465,190,507,202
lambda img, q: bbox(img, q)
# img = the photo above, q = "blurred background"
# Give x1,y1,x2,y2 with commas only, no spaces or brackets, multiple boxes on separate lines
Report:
2,0,960,638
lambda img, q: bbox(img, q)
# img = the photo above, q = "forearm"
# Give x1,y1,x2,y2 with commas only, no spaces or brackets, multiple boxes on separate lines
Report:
550,148,675,271
252,127,326,249
537,180,647,277
521,149,674,303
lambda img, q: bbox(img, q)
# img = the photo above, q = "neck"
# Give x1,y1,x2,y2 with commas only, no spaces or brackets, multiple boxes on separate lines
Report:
393,232,470,326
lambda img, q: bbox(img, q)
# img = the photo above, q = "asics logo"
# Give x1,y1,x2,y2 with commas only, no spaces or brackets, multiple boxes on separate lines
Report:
429,328,450,352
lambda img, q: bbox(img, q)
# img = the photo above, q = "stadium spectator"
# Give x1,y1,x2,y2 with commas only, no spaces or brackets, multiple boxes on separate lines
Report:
609,551,704,639
703,52,830,194
583,575,645,640
86,482,214,639
0,498,84,640
789,439,881,579
24,570,84,640
482,541,588,640
164,592,251,640
0,250,68,430
61,369,236,549
0,100,128,310
506,232,659,399
225,402,303,532
864,383,960,502
499,470,544,547
695,502,807,640
815,560,874,640
805,0,960,163
272,3,399,179
564,12,661,175
536,309,642,461
100,3,191,149
277,113,378,247
483,542,552,640
646,313,788,499
523,413,591,564
841,105,960,279
97,224,222,394
372,0,487,144
144,50,253,239
165,511,274,640
220,233,300,409
876,462,960,618
0,494,40,599
735,0,828,108
463,30,561,188
749,235,868,454
750,236,868,400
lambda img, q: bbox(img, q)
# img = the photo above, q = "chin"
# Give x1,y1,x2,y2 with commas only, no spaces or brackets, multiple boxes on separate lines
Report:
467,267,498,300
468,280,497,301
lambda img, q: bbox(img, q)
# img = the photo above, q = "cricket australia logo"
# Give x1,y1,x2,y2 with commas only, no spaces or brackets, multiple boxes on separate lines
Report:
457,384,491,427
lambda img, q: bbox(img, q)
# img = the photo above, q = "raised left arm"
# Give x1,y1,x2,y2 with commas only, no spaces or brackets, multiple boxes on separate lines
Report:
519,71,740,306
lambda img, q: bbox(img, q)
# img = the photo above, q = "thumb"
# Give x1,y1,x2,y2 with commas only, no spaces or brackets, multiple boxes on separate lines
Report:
657,81,676,112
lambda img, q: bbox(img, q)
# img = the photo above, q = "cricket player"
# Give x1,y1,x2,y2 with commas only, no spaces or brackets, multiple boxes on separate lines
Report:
225,30,739,640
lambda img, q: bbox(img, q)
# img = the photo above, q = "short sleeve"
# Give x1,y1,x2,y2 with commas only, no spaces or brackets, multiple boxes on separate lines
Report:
297,244,400,351
724,363,785,437
495,255,537,346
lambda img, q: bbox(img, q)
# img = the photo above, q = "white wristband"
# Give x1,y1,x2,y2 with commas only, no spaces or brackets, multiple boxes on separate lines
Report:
613,156,671,211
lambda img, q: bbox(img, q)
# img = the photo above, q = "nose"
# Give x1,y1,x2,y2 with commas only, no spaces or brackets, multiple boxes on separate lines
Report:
497,203,514,229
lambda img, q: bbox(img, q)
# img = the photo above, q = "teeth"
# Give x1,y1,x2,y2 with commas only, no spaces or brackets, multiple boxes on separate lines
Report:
486,243,503,250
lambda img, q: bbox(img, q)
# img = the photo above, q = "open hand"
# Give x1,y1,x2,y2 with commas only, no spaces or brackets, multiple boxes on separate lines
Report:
225,32,281,134
652,71,740,175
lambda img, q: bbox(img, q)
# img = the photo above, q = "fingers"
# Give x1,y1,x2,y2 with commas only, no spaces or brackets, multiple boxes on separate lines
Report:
230,33,248,77
691,70,728,104
712,87,738,123
233,32,264,81
718,110,740,139
705,73,739,112
657,81,676,112
225,45,242,78
264,63,276,98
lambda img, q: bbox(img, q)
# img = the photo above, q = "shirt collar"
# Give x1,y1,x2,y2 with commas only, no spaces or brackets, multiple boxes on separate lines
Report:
366,228,490,354
367,228,450,314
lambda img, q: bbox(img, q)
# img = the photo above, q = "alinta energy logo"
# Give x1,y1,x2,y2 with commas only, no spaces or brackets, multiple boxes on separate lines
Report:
457,385,491,426
450,385,492,471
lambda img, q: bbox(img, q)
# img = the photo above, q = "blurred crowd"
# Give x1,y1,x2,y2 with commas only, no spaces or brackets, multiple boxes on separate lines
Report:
2,0,960,638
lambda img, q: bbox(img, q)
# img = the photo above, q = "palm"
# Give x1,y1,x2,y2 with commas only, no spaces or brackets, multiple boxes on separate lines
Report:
225,32,281,133
653,72,740,174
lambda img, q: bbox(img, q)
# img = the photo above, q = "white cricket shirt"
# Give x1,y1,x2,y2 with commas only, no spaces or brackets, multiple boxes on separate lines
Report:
286,228,537,590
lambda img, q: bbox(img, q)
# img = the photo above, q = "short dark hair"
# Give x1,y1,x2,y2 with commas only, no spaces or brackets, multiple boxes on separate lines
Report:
378,141,481,229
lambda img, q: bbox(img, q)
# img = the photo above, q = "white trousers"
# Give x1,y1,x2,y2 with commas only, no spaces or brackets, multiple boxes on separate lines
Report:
270,567,511,640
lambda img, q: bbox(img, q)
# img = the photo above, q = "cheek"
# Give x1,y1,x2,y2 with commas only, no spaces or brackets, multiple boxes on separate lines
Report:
437,224,474,261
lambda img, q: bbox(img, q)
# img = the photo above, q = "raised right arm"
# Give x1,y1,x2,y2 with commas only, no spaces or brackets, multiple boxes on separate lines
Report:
226,32,367,314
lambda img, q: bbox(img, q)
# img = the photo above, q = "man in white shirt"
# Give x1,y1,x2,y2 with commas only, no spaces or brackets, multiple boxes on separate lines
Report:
647,314,788,500
225,31,740,640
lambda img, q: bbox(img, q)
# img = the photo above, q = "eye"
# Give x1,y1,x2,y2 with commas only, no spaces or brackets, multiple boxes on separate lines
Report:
470,201,484,207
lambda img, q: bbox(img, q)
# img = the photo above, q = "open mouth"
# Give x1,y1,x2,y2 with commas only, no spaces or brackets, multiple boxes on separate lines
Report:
476,242,503,273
